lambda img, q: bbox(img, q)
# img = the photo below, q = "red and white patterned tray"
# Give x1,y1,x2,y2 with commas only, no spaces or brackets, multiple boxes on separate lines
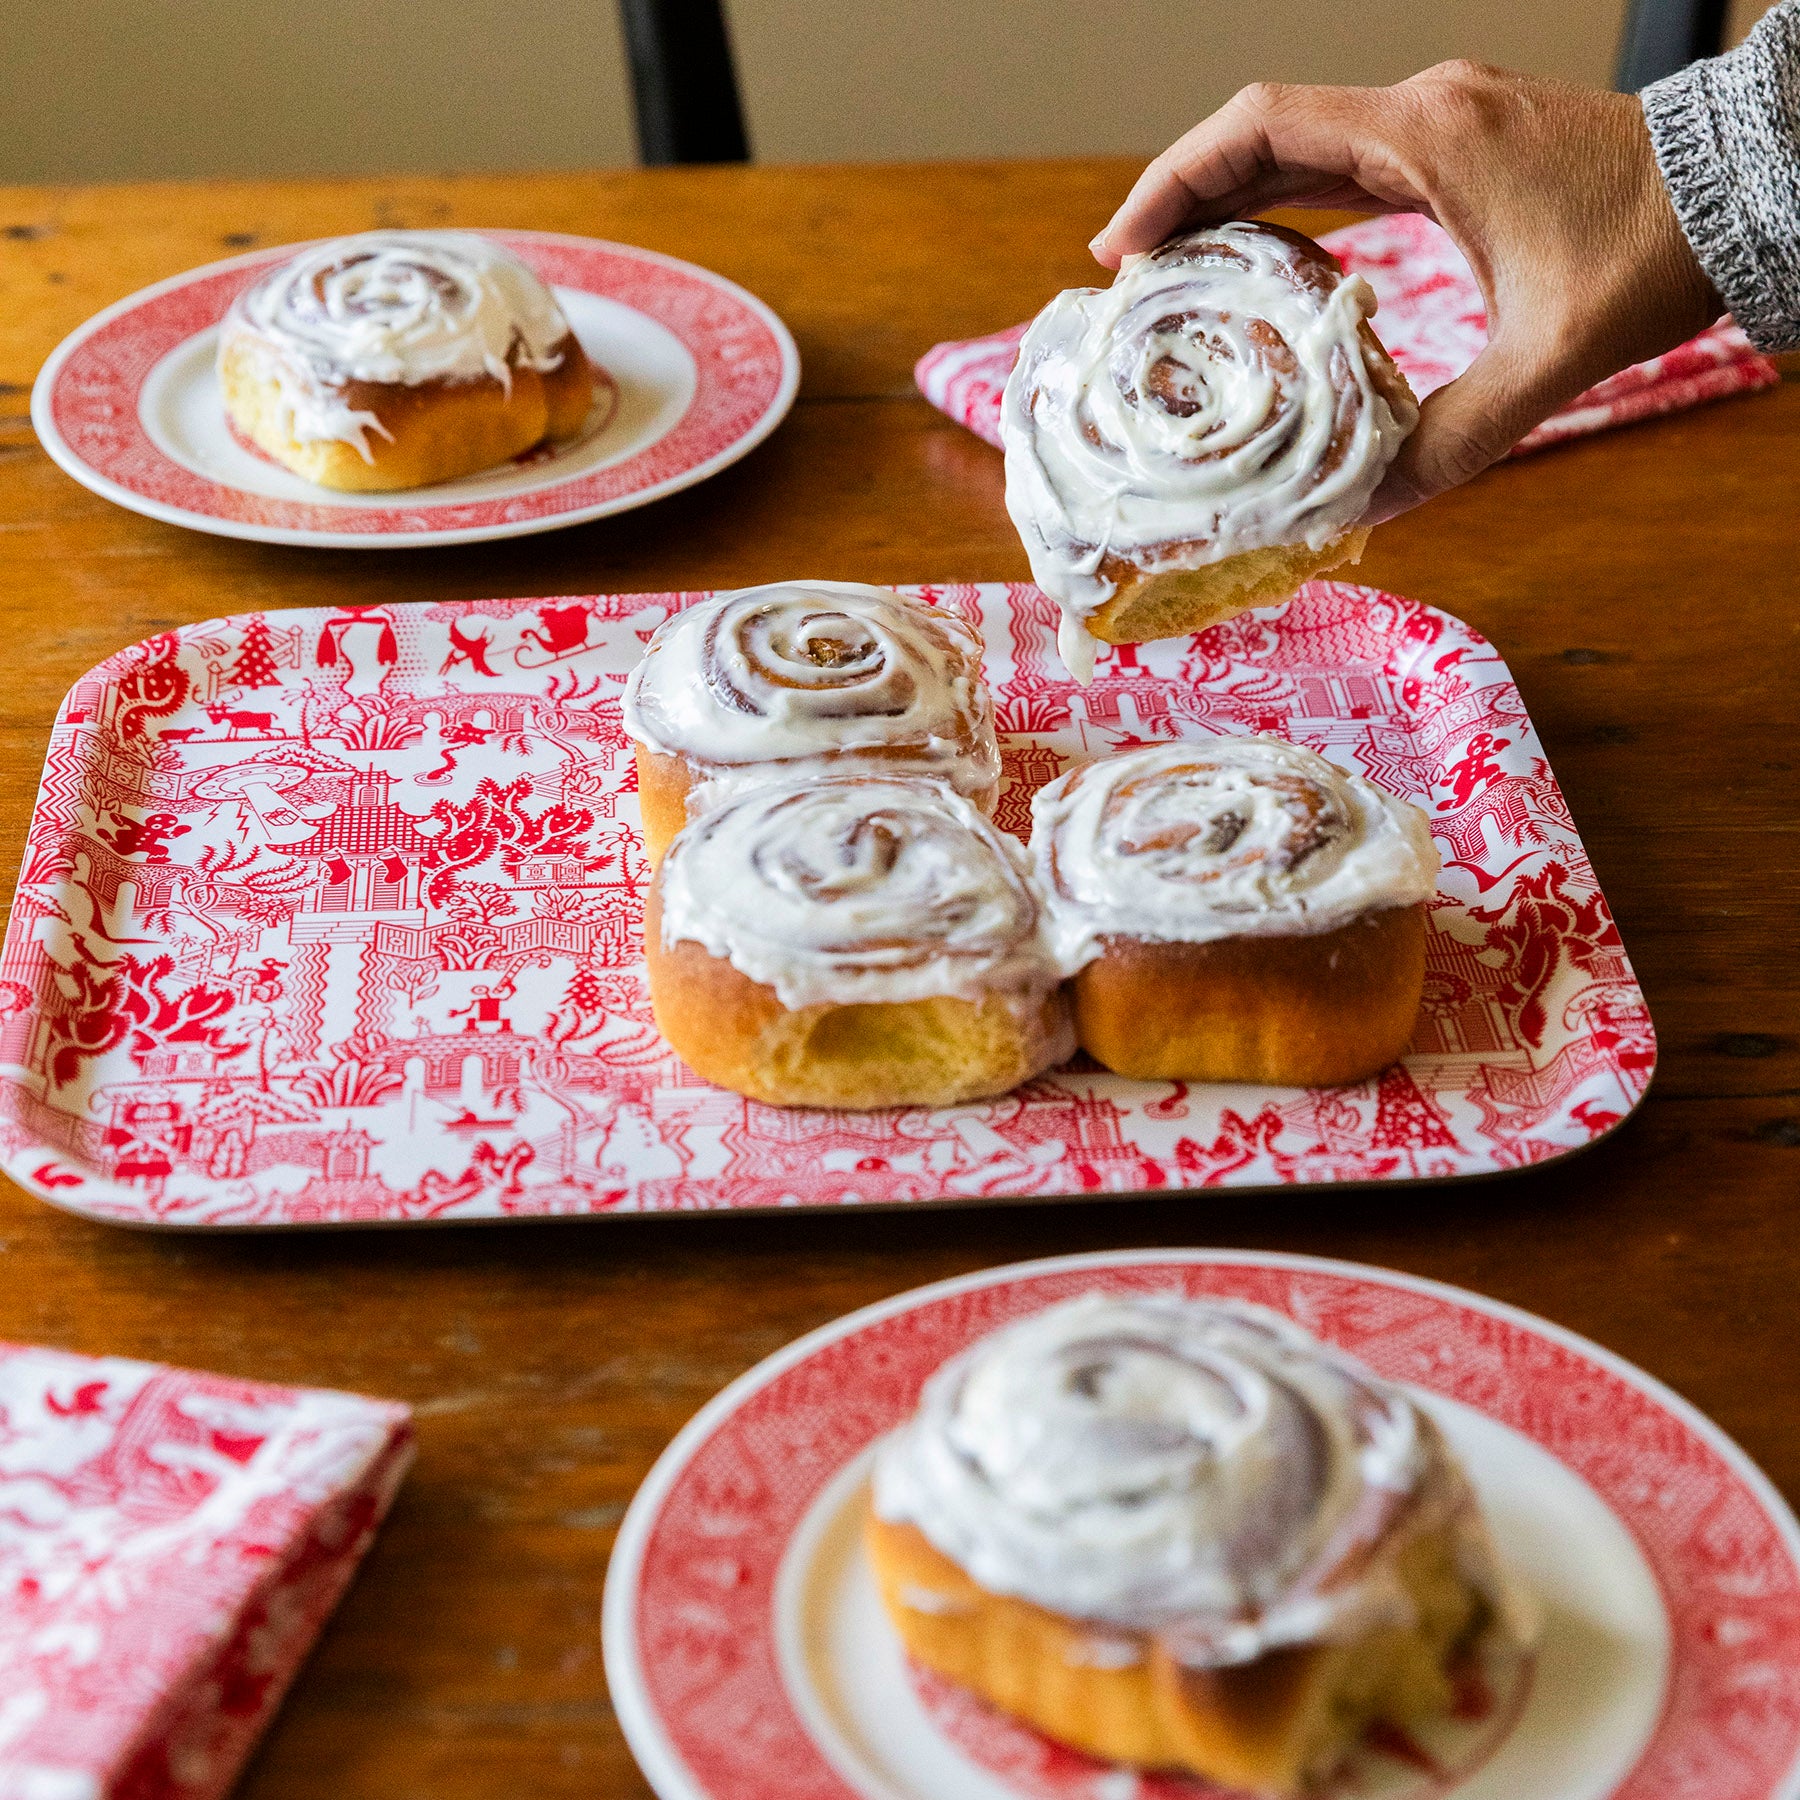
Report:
602,1250,1800,1800
29,231,799,548
0,583,1653,1228
0,1341,411,1800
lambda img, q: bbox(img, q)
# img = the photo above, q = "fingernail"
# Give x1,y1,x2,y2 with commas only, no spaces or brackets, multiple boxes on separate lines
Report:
1088,231,1110,255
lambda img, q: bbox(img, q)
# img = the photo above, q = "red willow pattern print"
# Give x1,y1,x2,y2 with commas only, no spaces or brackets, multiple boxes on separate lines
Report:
0,584,1652,1227
0,1343,411,1799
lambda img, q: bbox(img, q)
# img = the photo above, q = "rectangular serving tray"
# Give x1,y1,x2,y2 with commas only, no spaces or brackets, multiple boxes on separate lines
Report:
0,584,1654,1226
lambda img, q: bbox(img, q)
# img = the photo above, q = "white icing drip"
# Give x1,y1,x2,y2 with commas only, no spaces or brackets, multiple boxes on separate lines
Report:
899,1583,971,1617
1031,738,1439,968
1091,1773,1142,1800
872,1293,1483,1664
622,582,1001,809
656,776,1069,1019
1056,611,1098,687
220,230,575,455
1063,1635,1143,1670
1000,223,1417,675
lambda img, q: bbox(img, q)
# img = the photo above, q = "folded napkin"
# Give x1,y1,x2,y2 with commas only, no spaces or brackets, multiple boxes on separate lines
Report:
916,209,1779,455
0,1343,412,1800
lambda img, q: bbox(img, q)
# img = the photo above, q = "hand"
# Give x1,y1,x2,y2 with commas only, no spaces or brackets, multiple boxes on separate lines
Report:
1093,63,1721,519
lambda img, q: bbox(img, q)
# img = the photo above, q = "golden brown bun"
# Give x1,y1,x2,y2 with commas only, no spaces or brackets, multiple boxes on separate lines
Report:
1073,902,1426,1085
1083,327,1414,646
219,333,596,493
643,887,1068,1109
866,1503,1480,1798
1086,529,1371,647
634,746,697,868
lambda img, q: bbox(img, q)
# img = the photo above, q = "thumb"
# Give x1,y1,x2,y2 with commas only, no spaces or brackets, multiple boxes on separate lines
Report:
1365,337,1566,524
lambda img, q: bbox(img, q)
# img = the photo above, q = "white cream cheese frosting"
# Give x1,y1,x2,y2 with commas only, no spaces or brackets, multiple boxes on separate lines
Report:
1030,737,1439,969
1000,223,1418,677
622,582,1002,812
655,776,1069,1024
219,230,576,455
872,1292,1506,1667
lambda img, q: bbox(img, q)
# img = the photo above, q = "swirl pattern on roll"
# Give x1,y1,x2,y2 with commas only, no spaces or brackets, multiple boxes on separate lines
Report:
623,582,1001,808
1000,223,1417,615
656,776,1062,1013
1031,738,1439,968
873,1292,1484,1665
220,230,577,450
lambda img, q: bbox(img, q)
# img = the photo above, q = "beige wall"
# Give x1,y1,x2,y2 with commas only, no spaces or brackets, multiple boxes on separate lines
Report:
736,0,1626,164
6,0,1634,184
2,0,639,183
1730,0,1783,43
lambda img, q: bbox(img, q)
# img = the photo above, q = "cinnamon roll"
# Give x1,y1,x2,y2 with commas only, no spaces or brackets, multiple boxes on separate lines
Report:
218,230,605,491
1001,222,1418,680
622,582,1001,865
644,776,1071,1109
868,1292,1517,1797
1031,739,1438,1085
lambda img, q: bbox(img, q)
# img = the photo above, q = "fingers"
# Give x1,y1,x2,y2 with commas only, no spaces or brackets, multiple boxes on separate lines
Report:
1093,82,1424,265
1092,94,1280,260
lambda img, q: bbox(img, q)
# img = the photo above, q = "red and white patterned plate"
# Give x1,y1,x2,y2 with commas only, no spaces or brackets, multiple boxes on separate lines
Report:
0,583,1652,1228
29,231,799,547
602,1250,1800,1800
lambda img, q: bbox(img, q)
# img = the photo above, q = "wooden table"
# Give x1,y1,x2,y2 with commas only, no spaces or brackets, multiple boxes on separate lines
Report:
1,160,1796,1796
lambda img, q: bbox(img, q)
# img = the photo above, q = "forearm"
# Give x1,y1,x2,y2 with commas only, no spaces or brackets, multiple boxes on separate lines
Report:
1643,0,1800,351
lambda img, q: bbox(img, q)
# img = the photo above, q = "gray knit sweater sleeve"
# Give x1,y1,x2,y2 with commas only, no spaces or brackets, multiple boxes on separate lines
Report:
1643,1,1800,351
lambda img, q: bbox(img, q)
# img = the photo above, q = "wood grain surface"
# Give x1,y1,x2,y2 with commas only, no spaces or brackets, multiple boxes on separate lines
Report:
1,161,1796,1797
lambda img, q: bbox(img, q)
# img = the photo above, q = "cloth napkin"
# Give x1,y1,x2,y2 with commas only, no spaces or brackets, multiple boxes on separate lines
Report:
916,210,1779,455
0,1342,413,1800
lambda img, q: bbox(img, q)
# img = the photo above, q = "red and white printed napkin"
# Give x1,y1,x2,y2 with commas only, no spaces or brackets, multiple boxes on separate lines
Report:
916,209,1778,455
0,1343,412,1800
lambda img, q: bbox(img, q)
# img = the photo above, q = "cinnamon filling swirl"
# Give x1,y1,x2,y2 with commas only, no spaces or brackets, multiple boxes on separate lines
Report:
703,603,916,717
873,1293,1500,1667
220,230,577,455
655,776,1059,1011
1030,738,1439,968
1000,221,1417,639
623,582,1001,808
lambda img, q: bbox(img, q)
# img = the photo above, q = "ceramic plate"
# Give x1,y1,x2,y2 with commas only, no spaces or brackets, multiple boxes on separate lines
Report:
603,1249,1800,1800
0,583,1652,1226
29,231,799,547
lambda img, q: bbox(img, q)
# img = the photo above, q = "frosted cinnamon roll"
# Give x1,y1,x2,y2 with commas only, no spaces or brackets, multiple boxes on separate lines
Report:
645,776,1071,1108
622,582,1001,865
1001,222,1418,680
218,230,606,491
1031,738,1438,1084
868,1292,1518,1797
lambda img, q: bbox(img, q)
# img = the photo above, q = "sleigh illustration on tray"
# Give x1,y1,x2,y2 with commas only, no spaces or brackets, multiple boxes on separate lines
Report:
0,583,1654,1228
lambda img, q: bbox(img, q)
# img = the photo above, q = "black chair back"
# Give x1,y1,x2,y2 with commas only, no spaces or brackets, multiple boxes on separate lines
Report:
1616,0,1730,89
618,0,751,165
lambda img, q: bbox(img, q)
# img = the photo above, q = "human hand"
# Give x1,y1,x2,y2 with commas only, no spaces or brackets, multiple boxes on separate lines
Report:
1092,63,1721,519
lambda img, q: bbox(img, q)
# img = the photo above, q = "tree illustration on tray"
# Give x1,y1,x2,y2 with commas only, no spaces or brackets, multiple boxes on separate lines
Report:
228,616,281,690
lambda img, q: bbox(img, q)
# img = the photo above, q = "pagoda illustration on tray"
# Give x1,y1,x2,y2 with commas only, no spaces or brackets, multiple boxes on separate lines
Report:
0,585,1653,1225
